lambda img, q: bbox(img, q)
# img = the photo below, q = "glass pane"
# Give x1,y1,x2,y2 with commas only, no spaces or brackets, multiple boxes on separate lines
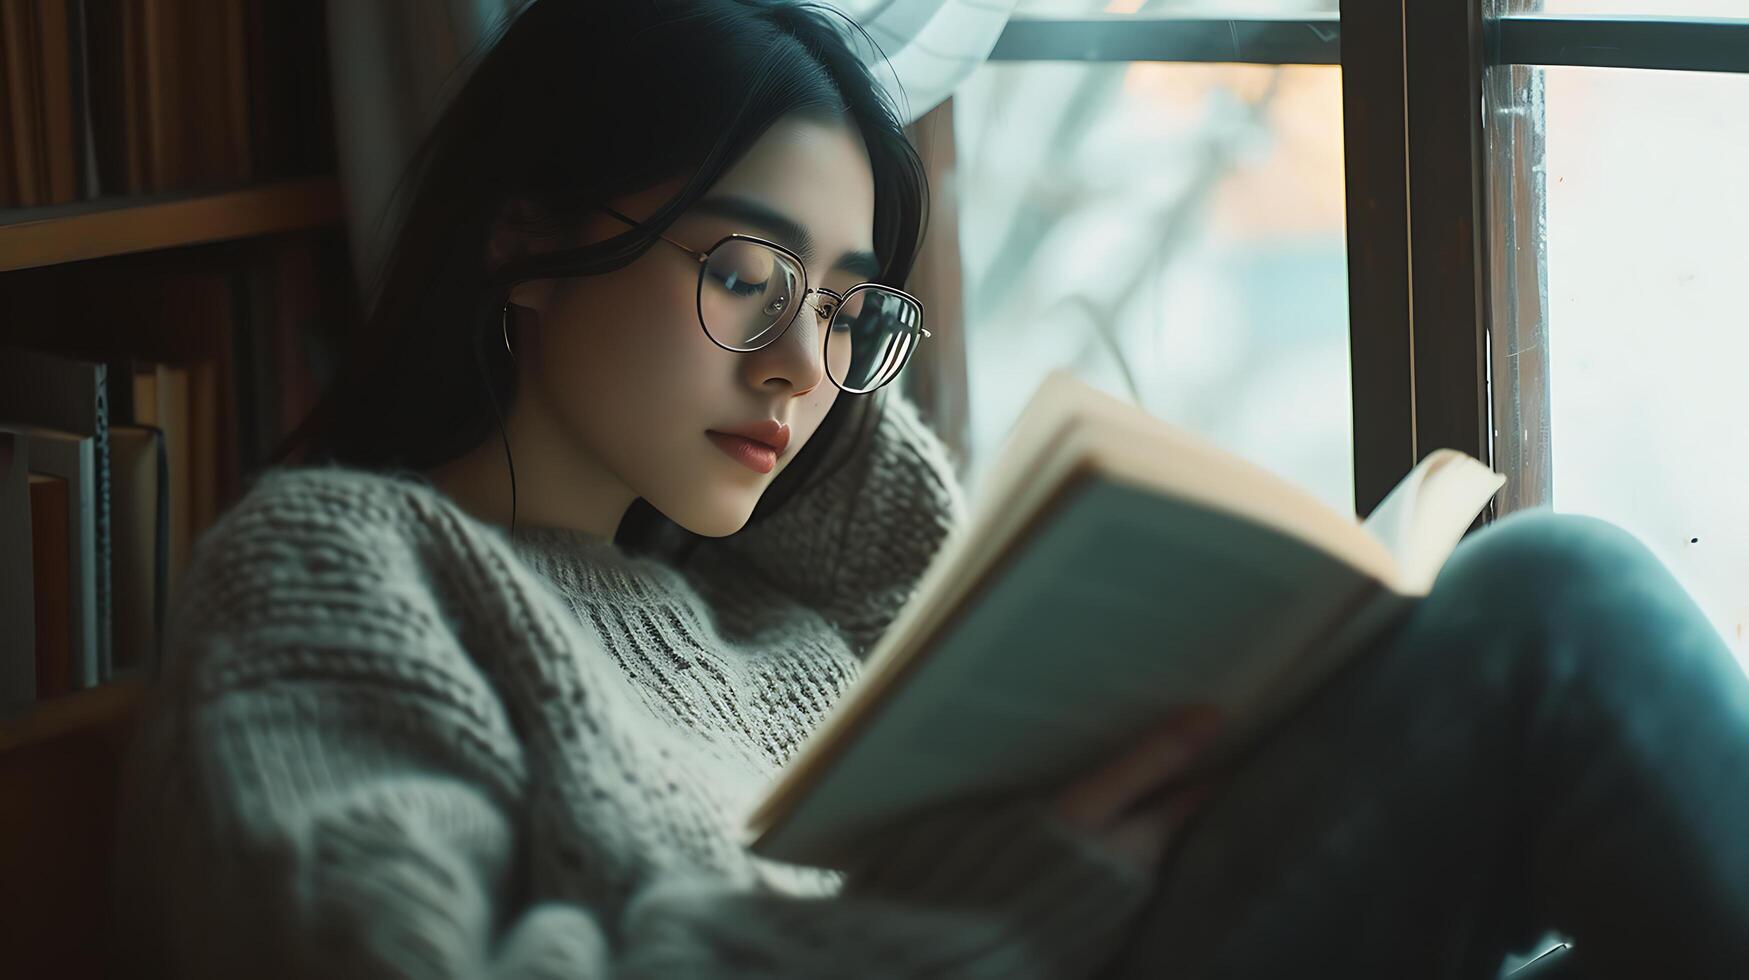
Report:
1540,0,1749,15
954,62,1352,514
1542,66,1749,667
1018,0,1338,14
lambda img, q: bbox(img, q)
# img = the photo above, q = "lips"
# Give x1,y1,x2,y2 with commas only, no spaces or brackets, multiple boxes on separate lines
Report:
707,419,790,454
706,431,779,474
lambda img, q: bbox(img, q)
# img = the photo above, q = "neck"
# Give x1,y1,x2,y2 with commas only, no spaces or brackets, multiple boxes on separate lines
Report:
426,394,635,542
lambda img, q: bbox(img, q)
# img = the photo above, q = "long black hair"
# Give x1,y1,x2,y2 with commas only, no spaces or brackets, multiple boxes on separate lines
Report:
273,0,929,560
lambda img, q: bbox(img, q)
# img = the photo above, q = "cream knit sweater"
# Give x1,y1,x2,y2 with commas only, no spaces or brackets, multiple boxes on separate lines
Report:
113,394,1153,979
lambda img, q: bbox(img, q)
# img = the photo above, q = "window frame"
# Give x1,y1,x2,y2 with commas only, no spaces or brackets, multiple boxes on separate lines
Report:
915,7,1749,518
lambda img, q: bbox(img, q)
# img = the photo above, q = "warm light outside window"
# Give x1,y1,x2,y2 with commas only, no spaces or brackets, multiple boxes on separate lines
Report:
954,60,1353,514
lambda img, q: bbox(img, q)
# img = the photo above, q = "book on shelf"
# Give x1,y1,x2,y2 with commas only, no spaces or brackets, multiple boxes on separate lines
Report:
0,432,80,711
28,472,73,701
108,423,167,673
744,370,1507,870
0,348,112,683
0,409,171,706
0,432,34,709
0,0,82,208
0,232,349,699
232,238,330,475
0,425,99,691
2,0,334,208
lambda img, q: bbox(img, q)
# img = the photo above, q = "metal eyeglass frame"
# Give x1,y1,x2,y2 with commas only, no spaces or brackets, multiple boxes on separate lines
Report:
597,204,930,394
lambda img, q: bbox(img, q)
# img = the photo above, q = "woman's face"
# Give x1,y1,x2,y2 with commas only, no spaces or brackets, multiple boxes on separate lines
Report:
506,112,877,537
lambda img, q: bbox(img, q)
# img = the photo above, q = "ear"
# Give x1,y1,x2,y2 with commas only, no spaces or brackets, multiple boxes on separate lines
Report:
487,197,558,310
485,197,532,272
508,279,556,310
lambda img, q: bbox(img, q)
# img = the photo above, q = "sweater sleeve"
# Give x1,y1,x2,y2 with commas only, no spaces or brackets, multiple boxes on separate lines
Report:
115,469,1155,980
696,391,969,657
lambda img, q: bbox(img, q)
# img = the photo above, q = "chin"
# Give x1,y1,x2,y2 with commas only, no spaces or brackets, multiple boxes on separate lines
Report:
655,494,758,539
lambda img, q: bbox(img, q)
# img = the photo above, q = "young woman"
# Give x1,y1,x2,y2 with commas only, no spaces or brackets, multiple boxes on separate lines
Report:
115,2,1749,977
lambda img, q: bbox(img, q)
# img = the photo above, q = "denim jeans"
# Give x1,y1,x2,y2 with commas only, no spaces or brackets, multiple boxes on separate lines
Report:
1098,509,1749,979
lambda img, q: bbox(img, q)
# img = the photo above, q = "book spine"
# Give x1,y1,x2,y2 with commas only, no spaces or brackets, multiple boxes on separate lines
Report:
148,421,169,676
21,431,102,690
71,435,98,688
1,0,44,207
68,0,101,198
0,432,35,712
106,425,158,675
35,0,78,205
93,362,113,681
29,473,72,699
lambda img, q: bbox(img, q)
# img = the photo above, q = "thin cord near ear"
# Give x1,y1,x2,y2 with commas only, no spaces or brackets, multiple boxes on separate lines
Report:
476,297,519,535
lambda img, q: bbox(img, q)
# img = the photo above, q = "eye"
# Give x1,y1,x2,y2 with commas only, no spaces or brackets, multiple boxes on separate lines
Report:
708,267,770,298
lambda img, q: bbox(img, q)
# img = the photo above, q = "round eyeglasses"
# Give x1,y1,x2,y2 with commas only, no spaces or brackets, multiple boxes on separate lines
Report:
601,205,930,394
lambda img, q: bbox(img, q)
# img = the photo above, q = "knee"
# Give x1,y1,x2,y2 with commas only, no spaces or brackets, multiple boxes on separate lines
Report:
1428,509,1726,682
1406,510,1730,703
1438,508,1663,608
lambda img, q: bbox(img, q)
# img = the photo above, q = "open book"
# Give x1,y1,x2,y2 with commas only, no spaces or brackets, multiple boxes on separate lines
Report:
744,370,1506,870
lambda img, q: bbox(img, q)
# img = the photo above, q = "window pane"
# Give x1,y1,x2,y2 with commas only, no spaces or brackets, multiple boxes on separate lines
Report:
1542,66,1749,667
954,62,1352,514
1017,0,1337,14
1540,0,1748,15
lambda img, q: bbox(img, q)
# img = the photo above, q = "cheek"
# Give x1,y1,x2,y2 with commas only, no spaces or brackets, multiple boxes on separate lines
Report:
781,385,841,472
519,266,718,491
519,259,842,532
537,265,708,409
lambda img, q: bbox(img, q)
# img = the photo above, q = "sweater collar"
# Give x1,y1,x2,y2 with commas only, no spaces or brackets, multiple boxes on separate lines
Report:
507,522,624,561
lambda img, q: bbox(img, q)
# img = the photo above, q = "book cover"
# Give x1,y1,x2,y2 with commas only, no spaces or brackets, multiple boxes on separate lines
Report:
4,426,97,689
745,371,1505,869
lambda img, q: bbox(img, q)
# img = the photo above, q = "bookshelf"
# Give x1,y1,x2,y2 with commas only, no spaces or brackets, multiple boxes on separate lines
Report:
0,175,343,272
1,2,353,975
0,676,144,752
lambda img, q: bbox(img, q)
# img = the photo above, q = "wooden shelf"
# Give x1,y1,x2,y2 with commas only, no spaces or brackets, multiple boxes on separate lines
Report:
0,678,146,752
0,176,343,272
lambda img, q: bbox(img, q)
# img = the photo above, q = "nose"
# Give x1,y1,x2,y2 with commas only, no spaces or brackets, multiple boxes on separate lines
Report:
738,292,829,395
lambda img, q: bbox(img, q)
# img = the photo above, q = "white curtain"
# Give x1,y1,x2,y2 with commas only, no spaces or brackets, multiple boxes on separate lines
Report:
324,0,1017,300
823,0,1020,124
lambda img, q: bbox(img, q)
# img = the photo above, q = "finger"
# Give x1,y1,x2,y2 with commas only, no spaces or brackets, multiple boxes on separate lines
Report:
1097,810,1174,870
1155,782,1215,832
1056,706,1222,827
1098,783,1218,871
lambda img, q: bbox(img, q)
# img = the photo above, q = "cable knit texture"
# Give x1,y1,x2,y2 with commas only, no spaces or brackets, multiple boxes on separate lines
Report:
113,393,1153,979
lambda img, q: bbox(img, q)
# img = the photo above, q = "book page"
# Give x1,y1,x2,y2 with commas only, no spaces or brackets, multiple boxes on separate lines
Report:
747,372,1502,866
748,476,1379,867
1002,371,1401,585
1362,449,1507,594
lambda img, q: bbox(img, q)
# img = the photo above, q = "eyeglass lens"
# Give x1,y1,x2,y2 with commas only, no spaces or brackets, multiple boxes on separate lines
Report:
698,239,922,392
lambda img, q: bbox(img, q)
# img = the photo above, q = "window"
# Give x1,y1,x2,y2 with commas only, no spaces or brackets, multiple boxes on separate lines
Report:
1537,66,1749,662
941,4,1748,666
1543,0,1747,14
1472,5,1749,667
1018,0,1335,11
955,52,1351,514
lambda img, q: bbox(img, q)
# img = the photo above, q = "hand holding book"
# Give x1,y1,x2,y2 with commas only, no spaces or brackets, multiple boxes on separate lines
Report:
1048,705,1224,872
746,370,1506,870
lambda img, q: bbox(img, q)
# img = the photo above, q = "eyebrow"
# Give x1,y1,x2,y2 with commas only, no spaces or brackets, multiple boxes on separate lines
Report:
689,195,883,281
